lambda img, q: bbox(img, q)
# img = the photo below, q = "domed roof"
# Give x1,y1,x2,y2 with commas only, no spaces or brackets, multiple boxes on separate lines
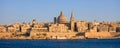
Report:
58,11,67,24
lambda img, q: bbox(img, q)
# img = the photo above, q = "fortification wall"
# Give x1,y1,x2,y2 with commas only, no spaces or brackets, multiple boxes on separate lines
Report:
30,32,77,39
85,32,112,39
0,32,13,39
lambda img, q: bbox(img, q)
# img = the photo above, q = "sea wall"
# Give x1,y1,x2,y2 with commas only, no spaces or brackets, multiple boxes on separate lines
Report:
85,32,112,39
30,32,78,39
0,31,120,40
0,32,13,39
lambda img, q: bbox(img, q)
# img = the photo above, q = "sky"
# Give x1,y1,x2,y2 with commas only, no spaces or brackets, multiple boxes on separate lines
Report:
0,0,120,24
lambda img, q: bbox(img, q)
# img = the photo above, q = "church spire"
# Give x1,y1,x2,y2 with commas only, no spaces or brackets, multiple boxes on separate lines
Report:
70,11,74,21
71,11,73,17
70,11,75,32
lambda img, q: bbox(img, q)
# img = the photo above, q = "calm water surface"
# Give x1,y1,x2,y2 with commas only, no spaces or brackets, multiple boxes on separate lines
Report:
0,39,120,48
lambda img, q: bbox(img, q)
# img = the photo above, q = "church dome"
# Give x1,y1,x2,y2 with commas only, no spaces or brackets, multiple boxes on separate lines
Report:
57,11,67,24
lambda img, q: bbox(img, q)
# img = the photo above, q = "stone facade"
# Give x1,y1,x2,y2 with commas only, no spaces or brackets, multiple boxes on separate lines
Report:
85,32,112,38
70,12,75,32
0,25,6,32
49,24,68,32
21,23,31,32
0,11,120,39
7,25,16,32
76,21,88,32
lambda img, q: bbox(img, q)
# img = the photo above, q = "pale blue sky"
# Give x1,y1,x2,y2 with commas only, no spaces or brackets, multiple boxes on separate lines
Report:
0,0,120,24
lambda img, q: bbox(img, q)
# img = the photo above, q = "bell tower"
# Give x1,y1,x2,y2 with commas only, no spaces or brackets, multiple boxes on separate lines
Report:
70,12,75,32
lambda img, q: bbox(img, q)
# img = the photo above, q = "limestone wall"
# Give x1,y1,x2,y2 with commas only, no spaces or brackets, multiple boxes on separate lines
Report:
0,32,12,38
85,32,112,38
30,32,77,39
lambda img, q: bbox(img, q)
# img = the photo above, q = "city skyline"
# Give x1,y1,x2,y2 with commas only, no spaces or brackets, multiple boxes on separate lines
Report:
0,0,120,24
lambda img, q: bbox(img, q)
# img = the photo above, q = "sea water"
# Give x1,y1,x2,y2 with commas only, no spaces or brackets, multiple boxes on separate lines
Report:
0,39,120,48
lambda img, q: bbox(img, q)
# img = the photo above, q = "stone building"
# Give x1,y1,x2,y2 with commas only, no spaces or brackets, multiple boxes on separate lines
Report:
13,22,21,32
31,23,48,32
116,27,120,32
31,19,48,32
1,11,120,39
108,27,116,32
70,12,75,32
110,22,120,32
0,25,6,32
57,11,67,24
108,24,116,32
76,21,88,32
88,24,96,32
21,23,31,33
48,11,75,32
7,25,16,32
49,24,69,32
30,11,80,39
97,24,109,32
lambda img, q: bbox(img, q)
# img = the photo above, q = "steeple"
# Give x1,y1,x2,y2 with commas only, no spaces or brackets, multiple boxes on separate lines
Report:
70,11,75,32
71,11,73,17
70,11,74,21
